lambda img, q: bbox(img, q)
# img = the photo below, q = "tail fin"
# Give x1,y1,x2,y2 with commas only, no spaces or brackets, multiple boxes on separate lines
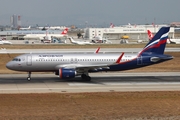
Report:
61,28,68,35
139,27,170,55
109,23,114,28
147,30,154,40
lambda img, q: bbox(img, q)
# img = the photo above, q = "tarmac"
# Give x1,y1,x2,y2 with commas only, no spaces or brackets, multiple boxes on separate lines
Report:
0,47,179,94
1,48,180,54
0,72,179,93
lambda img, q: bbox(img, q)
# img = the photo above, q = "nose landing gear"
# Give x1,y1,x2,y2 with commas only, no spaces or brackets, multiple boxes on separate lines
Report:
27,72,31,81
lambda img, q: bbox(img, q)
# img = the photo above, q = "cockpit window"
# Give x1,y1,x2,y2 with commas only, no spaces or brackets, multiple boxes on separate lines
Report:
12,58,21,61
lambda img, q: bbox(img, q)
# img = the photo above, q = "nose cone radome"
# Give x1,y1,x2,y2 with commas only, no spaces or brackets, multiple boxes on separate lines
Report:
6,61,13,70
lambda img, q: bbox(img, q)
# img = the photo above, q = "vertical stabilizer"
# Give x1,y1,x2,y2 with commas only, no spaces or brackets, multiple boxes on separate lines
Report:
139,27,170,55
147,30,154,40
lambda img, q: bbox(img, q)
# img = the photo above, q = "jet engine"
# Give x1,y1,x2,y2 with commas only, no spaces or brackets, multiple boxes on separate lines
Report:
56,68,76,79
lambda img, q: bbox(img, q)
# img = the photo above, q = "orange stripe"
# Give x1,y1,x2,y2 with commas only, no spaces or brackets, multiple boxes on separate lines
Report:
59,69,62,78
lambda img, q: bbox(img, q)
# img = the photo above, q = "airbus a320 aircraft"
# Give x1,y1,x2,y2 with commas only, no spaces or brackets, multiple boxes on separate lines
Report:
23,28,68,40
6,27,173,81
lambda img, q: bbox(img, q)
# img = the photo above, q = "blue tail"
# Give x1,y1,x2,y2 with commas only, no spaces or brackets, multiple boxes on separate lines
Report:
139,26,170,55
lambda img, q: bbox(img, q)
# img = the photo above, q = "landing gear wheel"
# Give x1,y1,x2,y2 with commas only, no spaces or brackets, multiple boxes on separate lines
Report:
86,76,91,81
81,74,87,79
81,74,91,81
27,77,31,81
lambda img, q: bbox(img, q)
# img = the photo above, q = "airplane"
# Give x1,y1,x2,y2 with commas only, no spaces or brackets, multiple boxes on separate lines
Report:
69,37,94,45
92,36,112,44
23,28,68,40
109,23,114,28
19,26,31,30
48,26,67,30
41,29,68,43
0,39,12,44
6,27,173,81
168,38,180,44
37,26,66,30
37,26,49,30
147,30,154,40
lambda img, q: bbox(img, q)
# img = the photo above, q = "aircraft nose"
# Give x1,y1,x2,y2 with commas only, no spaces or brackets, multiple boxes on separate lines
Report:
6,62,13,70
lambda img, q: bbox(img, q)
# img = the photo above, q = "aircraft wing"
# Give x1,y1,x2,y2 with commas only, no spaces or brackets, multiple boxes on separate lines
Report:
55,53,124,71
55,63,110,70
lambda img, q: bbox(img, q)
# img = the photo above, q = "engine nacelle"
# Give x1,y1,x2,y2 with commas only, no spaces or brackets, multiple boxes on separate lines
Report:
58,68,76,79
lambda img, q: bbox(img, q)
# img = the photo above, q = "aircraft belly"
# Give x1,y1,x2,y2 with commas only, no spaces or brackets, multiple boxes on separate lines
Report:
109,60,138,71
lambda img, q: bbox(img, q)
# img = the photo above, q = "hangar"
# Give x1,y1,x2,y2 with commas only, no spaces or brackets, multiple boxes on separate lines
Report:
84,25,175,42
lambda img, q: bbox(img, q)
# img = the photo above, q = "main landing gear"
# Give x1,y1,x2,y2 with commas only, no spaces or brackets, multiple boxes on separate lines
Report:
27,72,31,81
81,73,91,81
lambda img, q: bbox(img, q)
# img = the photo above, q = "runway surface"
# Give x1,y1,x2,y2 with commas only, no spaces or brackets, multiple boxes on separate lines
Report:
0,48,180,53
0,72,179,93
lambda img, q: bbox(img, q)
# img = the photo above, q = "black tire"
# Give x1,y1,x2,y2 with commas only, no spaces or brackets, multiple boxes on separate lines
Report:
86,76,91,81
27,77,31,81
81,74,87,79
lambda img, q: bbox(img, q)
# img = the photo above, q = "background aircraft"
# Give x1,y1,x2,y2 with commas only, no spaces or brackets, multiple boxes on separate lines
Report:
109,23,114,28
68,37,93,45
147,29,180,44
0,39,12,44
147,30,154,40
19,26,31,30
91,36,112,44
23,28,68,40
6,27,173,81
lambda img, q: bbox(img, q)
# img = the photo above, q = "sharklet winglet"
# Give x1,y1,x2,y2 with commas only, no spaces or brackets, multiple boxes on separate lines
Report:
95,47,100,53
116,52,124,64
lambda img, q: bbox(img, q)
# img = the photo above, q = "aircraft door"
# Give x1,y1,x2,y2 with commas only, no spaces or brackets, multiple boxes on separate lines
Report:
26,55,32,66
137,56,142,65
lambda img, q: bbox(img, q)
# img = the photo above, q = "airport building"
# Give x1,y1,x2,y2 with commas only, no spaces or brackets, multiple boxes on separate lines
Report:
84,25,175,41
0,30,64,40
0,24,177,42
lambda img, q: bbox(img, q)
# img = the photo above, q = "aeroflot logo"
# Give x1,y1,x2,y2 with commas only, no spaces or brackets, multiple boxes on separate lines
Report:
144,32,169,49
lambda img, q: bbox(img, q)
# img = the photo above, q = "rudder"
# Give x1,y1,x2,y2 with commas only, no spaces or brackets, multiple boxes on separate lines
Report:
139,27,170,55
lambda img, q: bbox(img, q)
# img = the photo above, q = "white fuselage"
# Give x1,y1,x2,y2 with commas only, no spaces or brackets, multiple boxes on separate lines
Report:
24,34,67,40
6,53,137,72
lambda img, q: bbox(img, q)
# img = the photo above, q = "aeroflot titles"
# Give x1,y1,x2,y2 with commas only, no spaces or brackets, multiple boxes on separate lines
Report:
39,55,63,57
38,54,133,58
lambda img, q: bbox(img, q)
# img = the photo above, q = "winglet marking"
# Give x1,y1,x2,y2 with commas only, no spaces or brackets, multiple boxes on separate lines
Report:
116,52,124,64
95,47,100,53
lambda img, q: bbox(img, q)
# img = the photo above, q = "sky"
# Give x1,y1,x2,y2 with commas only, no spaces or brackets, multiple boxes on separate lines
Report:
0,0,179,27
